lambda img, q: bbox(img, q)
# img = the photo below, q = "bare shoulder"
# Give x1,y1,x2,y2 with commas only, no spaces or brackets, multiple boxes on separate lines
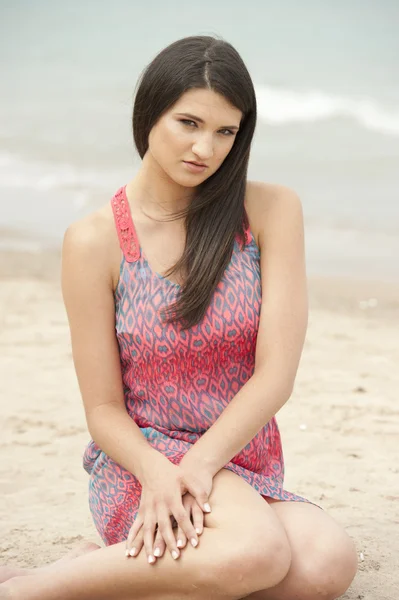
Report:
245,180,303,248
63,204,114,255
62,204,121,290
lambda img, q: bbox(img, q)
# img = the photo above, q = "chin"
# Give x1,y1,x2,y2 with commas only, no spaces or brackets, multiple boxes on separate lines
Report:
169,170,211,188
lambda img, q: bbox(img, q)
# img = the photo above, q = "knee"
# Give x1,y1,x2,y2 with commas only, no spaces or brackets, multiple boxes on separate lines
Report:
294,532,358,600
253,533,292,591
212,529,292,598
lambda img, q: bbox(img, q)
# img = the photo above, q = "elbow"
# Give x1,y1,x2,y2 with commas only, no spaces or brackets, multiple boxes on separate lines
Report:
86,401,126,440
252,368,295,405
278,380,295,404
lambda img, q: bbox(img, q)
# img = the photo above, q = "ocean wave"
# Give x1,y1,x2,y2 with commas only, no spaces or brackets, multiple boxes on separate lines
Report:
256,86,399,136
0,153,130,207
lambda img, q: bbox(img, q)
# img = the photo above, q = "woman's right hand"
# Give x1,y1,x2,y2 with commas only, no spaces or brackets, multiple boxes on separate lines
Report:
125,452,211,564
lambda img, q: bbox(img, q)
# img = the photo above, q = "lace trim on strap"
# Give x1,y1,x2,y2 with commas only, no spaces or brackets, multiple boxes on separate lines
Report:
111,185,252,260
111,186,140,263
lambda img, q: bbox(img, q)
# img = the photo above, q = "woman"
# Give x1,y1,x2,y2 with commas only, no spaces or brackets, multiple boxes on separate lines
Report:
1,35,357,599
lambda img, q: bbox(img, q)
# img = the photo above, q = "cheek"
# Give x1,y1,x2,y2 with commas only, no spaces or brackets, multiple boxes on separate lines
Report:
149,121,186,159
215,137,236,162
161,121,187,151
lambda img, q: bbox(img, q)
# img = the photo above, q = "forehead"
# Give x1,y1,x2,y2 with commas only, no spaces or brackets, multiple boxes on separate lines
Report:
171,88,242,123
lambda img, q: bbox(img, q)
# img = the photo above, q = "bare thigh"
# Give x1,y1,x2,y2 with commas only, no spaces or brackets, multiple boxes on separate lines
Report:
2,469,293,600
244,499,358,600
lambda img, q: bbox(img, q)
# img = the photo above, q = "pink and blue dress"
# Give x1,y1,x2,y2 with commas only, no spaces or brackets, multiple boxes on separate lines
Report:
83,185,310,545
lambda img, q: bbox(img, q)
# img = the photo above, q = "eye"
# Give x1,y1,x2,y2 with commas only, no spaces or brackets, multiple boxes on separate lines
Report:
179,119,235,136
180,119,197,127
219,129,235,136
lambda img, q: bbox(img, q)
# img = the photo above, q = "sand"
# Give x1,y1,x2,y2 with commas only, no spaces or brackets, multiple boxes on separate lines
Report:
0,248,398,599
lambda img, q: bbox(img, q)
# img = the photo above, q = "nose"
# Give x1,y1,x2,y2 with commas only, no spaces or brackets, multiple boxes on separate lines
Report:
192,133,214,160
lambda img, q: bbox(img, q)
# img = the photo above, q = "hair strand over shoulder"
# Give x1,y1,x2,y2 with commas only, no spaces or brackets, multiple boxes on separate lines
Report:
132,35,257,329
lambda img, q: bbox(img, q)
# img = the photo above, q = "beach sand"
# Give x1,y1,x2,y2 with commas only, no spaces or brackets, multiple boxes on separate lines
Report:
0,248,398,599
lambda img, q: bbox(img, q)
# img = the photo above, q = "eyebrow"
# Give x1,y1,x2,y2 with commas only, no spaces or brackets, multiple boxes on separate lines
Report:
176,112,240,130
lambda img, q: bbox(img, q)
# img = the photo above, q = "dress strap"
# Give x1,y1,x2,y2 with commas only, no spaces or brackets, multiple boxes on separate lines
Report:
244,224,252,245
111,186,140,263
238,208,252,248
111,185,252,261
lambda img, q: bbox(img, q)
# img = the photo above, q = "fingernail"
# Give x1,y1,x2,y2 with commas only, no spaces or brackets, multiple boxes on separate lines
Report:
204,503,211,512
177,539,184,548
191,537,198,547
196,527,202,535
148,555,155,564
172,550,179,560
129,548,137,557
154,548,161,557
125,549,130,557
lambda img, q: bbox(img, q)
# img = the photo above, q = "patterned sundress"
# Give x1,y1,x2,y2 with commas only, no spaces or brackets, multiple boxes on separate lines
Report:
83,185,311,545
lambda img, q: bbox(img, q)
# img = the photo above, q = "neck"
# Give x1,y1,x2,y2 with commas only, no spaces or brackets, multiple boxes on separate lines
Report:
128,152,194,220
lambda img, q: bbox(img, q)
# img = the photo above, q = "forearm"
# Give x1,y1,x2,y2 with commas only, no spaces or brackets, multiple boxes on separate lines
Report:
184,370,292,476
87,402,158,482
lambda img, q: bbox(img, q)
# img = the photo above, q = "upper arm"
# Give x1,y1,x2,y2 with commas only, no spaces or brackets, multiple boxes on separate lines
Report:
61,217,126,421
253,183,308,395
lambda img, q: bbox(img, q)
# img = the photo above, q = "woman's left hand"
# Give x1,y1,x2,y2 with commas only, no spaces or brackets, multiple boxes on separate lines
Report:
127,491,205,560
152,449,215,559
155,491,205,558
178,453,215,511
126,455,215,561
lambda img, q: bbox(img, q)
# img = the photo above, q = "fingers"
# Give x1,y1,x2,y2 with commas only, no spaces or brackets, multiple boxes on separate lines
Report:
126,526,145,559
125,508,181,564
143,512,157,564
153,526,166,559
126,514,144,557
157,505,181,561
176,530,186,549
178,457,214,511
191,499,205,536
126,523,167,561
194,490,212,514
126,496,204,563
175,518,187,550
172,501,199,550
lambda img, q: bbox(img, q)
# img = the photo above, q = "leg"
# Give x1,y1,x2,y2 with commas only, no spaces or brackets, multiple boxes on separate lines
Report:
244,500,358,600
1,469,292,600
0,542,100,583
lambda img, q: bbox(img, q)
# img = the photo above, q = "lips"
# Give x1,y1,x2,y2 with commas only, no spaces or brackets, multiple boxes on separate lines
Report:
186,161,208,167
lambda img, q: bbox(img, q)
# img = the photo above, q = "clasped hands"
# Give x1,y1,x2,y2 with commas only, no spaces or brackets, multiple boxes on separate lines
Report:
125,452,214,565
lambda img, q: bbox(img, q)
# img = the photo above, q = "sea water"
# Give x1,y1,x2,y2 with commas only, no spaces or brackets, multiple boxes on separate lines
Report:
0,0,398,280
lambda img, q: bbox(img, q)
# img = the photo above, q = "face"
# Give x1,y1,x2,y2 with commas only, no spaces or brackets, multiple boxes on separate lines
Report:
147,88,243,187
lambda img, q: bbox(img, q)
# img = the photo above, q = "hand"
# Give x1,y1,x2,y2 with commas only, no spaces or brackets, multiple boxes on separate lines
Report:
125,452,212,564
125,492,205,560
174,492,206,550
178,452,214,512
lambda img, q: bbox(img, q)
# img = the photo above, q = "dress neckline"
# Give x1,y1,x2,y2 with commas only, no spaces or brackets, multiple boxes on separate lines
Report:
121,185,183,288
116,184,253,289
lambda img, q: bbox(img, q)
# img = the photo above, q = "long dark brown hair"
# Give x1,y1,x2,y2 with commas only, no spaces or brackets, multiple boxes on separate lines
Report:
132,35,257,329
